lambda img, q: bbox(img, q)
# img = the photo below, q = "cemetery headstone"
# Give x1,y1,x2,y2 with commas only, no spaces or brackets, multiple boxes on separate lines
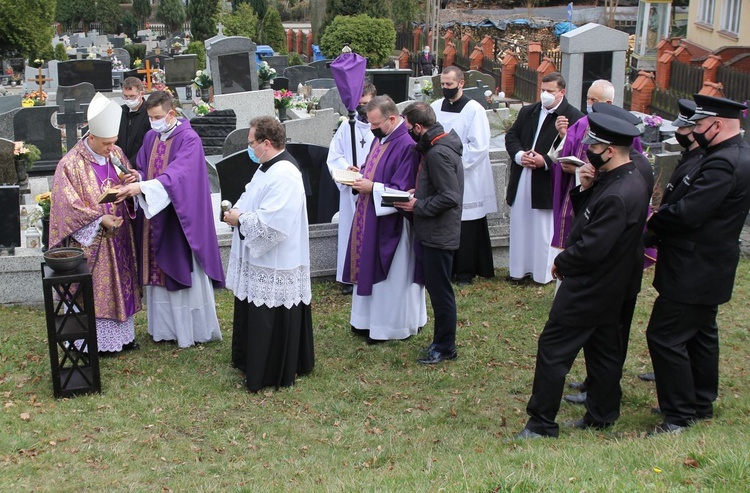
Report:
0,185,21,252
283,108,339,148
108,37,125,49
309,59,334,79
271,77,290,91
318,87,347,116
24,67,52,92
305,78,336,89
206,36,257,95
223,128,250,157
0,108,22,140
57,99,88,152
165,54,198,87
145,54,171,70
0,96,22,115
0,138,17,185
57,60,113,91
213,90,273,130
189,109,237,156
462,86,490,110
14,106,63,173
113,48,131,69
264,56,289,75
56,82,96,112
283,65,318,92
366,69,412,103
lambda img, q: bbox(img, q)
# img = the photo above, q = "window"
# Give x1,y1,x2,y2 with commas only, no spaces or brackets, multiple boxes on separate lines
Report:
697,0,716,25
720,0,742,34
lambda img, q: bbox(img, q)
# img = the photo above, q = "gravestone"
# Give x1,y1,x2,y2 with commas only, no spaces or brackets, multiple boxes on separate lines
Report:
0,138,17,185
462,86,490,110
264,55,289,74
113,48,131,69
57,99,88,152
318,87,346,116
560,23,629,110
56,82,96,113
283,66,318,92
14,106,63,174
0,108,22,140
213,90,274,130
284,108,339,148
57,60,113,91
223,128,249,157
77,36,94,48
0,96,22,114
463,70,496,93
46,60,59,91
271,77,290,91
308,59,334,79
189,109,237,156
165,54,198,87
145,54,171,70
206,36,257,96
305,78,336,89
431,73,443,99
366,69,412,103
0,185,21,252
108,37,125,49
24,67,52,92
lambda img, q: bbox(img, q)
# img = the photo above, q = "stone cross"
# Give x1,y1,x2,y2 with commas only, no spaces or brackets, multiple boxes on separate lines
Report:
57,99,88,152
27,67,53,95
137,60,156,92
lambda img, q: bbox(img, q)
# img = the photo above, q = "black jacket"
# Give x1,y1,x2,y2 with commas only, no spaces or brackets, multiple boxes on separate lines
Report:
550,163,650,326
649,134,750,305
418,53,436,76
505,98,583,209
116,103,151,165
412,124,464,250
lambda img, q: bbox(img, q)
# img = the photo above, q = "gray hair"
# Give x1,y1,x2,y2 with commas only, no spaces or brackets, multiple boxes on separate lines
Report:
590,79,615,102
365,95,399,119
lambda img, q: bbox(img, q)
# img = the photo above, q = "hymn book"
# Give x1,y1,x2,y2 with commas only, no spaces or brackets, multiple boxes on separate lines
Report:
558,156,587,167
380,187,412,207
331,169,362,186
97,188,120,204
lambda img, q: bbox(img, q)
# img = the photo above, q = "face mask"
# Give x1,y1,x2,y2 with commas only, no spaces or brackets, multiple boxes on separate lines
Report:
540,91,557,108
443,86,459,100
150,115,170,133
356,104,368,123
371,119,390,140
585,146,611,170
586,104,593,114
674,131,694,149
247,145,260,163
124,97,141,110
423,49,430,55
408,126,420,143
693,122,718,149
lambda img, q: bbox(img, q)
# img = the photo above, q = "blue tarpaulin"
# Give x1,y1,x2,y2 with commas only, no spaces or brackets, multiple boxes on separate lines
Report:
554,22,578,37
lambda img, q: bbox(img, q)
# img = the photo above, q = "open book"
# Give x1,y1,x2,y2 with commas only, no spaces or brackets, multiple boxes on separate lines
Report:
558,155,587,167
331,168,362,185
97,188,120,204
380,187,411,207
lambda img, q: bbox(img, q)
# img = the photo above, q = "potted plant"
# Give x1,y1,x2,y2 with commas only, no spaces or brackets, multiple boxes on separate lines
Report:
193,70,213,102
13,141,41,187
258,61,276,90
643,114,663,143
273,89,294,122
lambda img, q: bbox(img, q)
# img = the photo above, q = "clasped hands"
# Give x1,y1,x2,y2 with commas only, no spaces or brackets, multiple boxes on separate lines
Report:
521,150,545,169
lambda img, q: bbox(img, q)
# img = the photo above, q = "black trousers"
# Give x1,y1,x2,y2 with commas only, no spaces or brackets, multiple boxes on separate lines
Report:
646,296,719,426
422,245,457,353
525,319,623,437
453,216,495,282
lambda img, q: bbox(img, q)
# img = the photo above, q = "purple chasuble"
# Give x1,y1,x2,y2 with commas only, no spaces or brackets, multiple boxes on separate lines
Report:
342,122,421,295
136,120,225,291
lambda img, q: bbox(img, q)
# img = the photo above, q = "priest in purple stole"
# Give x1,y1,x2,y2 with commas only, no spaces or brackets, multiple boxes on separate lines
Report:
343,95,427,344
116,91,224,348
50,93,142,354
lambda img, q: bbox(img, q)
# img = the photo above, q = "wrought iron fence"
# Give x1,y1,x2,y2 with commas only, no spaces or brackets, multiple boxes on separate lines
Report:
514,64,538,103
669,61,703,96
717,65,750,105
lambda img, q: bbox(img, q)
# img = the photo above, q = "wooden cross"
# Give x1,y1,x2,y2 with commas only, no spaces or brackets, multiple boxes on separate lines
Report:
137,60,155,92
27,66,53,95
107,47,113,57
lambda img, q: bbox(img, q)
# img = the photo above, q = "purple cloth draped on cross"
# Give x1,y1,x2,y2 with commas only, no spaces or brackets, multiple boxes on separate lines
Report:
330,50,367,168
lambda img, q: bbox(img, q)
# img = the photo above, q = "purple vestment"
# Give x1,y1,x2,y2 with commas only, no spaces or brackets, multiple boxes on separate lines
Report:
136,120,225,291
342,122,421,296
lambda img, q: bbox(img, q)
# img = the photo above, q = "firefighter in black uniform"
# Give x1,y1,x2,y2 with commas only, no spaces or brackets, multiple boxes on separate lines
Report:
646,94,750,434
516,113,651,439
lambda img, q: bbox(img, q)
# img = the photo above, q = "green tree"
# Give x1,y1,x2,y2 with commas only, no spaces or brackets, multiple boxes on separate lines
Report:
188,0,219,42
0,0,56,58
325,0,389,20
391,0,418,32
54,42,69,61
132,0,151,28
223,3,259,40
185,40,206,70
156,0,186,34
237,0,266,20
56,0,97,30
320,14,395,68
121,10,139,39
260,5,285,53
97,0,123,33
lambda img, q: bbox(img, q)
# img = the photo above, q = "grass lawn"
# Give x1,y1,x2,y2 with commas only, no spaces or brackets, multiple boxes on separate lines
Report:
1,260,749,491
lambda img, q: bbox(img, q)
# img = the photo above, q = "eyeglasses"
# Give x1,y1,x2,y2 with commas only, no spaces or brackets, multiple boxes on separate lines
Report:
247,139,262,147
122,95,140,101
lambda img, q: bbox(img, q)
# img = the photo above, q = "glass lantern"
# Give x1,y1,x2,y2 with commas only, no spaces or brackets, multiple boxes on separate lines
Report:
631,0,672,72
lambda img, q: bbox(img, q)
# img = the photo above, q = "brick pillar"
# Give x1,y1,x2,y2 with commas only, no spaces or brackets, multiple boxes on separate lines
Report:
306,33,313,60
286,29,294,53
398,48,410,69
656,38,674,61
443,41,457,68
469,45,483,70
444,29,455,44
702,55,722,85
461,33,472,58
674,45,691,65
699,81,725,97
631,71,656,114
501,50,519,97
528,41,542,71
480,35,494,59
296,30,303,55
413,27,423,53
536,57,558,101
656,51,675,90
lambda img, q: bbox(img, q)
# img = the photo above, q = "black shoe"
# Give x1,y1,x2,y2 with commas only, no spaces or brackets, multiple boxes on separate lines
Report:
649,421,687,436
418,348,457,364
454,279,472,286
421,343,437,355
639,372,656,382
564,418,611,430
365,336,386,345
563,392,587,405
568,381,587,391
651,406,663,415
122,340,140,351
350,325,368,337
512,428,547,440
341,284,353,295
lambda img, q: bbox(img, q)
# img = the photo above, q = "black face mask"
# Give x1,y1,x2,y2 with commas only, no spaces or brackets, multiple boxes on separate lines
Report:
585,146,611,170
408,126,420,143
371,126,386,140
443,86,459,100
674,131,694,149
693,122,718,149
356,104,368,123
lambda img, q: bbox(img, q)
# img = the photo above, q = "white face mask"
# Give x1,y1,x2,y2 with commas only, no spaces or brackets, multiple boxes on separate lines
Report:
540,91,557,108
586,104,593,114
124,97,141,110
150,115,171,133
423,49,430,55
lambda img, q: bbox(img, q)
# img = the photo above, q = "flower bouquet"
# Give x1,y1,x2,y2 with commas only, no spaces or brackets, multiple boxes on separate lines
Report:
274,89,294,109
22,90,47,107
194,100,215,116
29,58,44,69
134,58,143,69
258,61,277,83
643,114,663,127
193,70,212,89
421,80,433,96
14,141,42,170
111,56,125,71
151,69,168,92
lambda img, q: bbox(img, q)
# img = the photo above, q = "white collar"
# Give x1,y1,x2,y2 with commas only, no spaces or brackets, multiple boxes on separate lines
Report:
83,138,108,166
